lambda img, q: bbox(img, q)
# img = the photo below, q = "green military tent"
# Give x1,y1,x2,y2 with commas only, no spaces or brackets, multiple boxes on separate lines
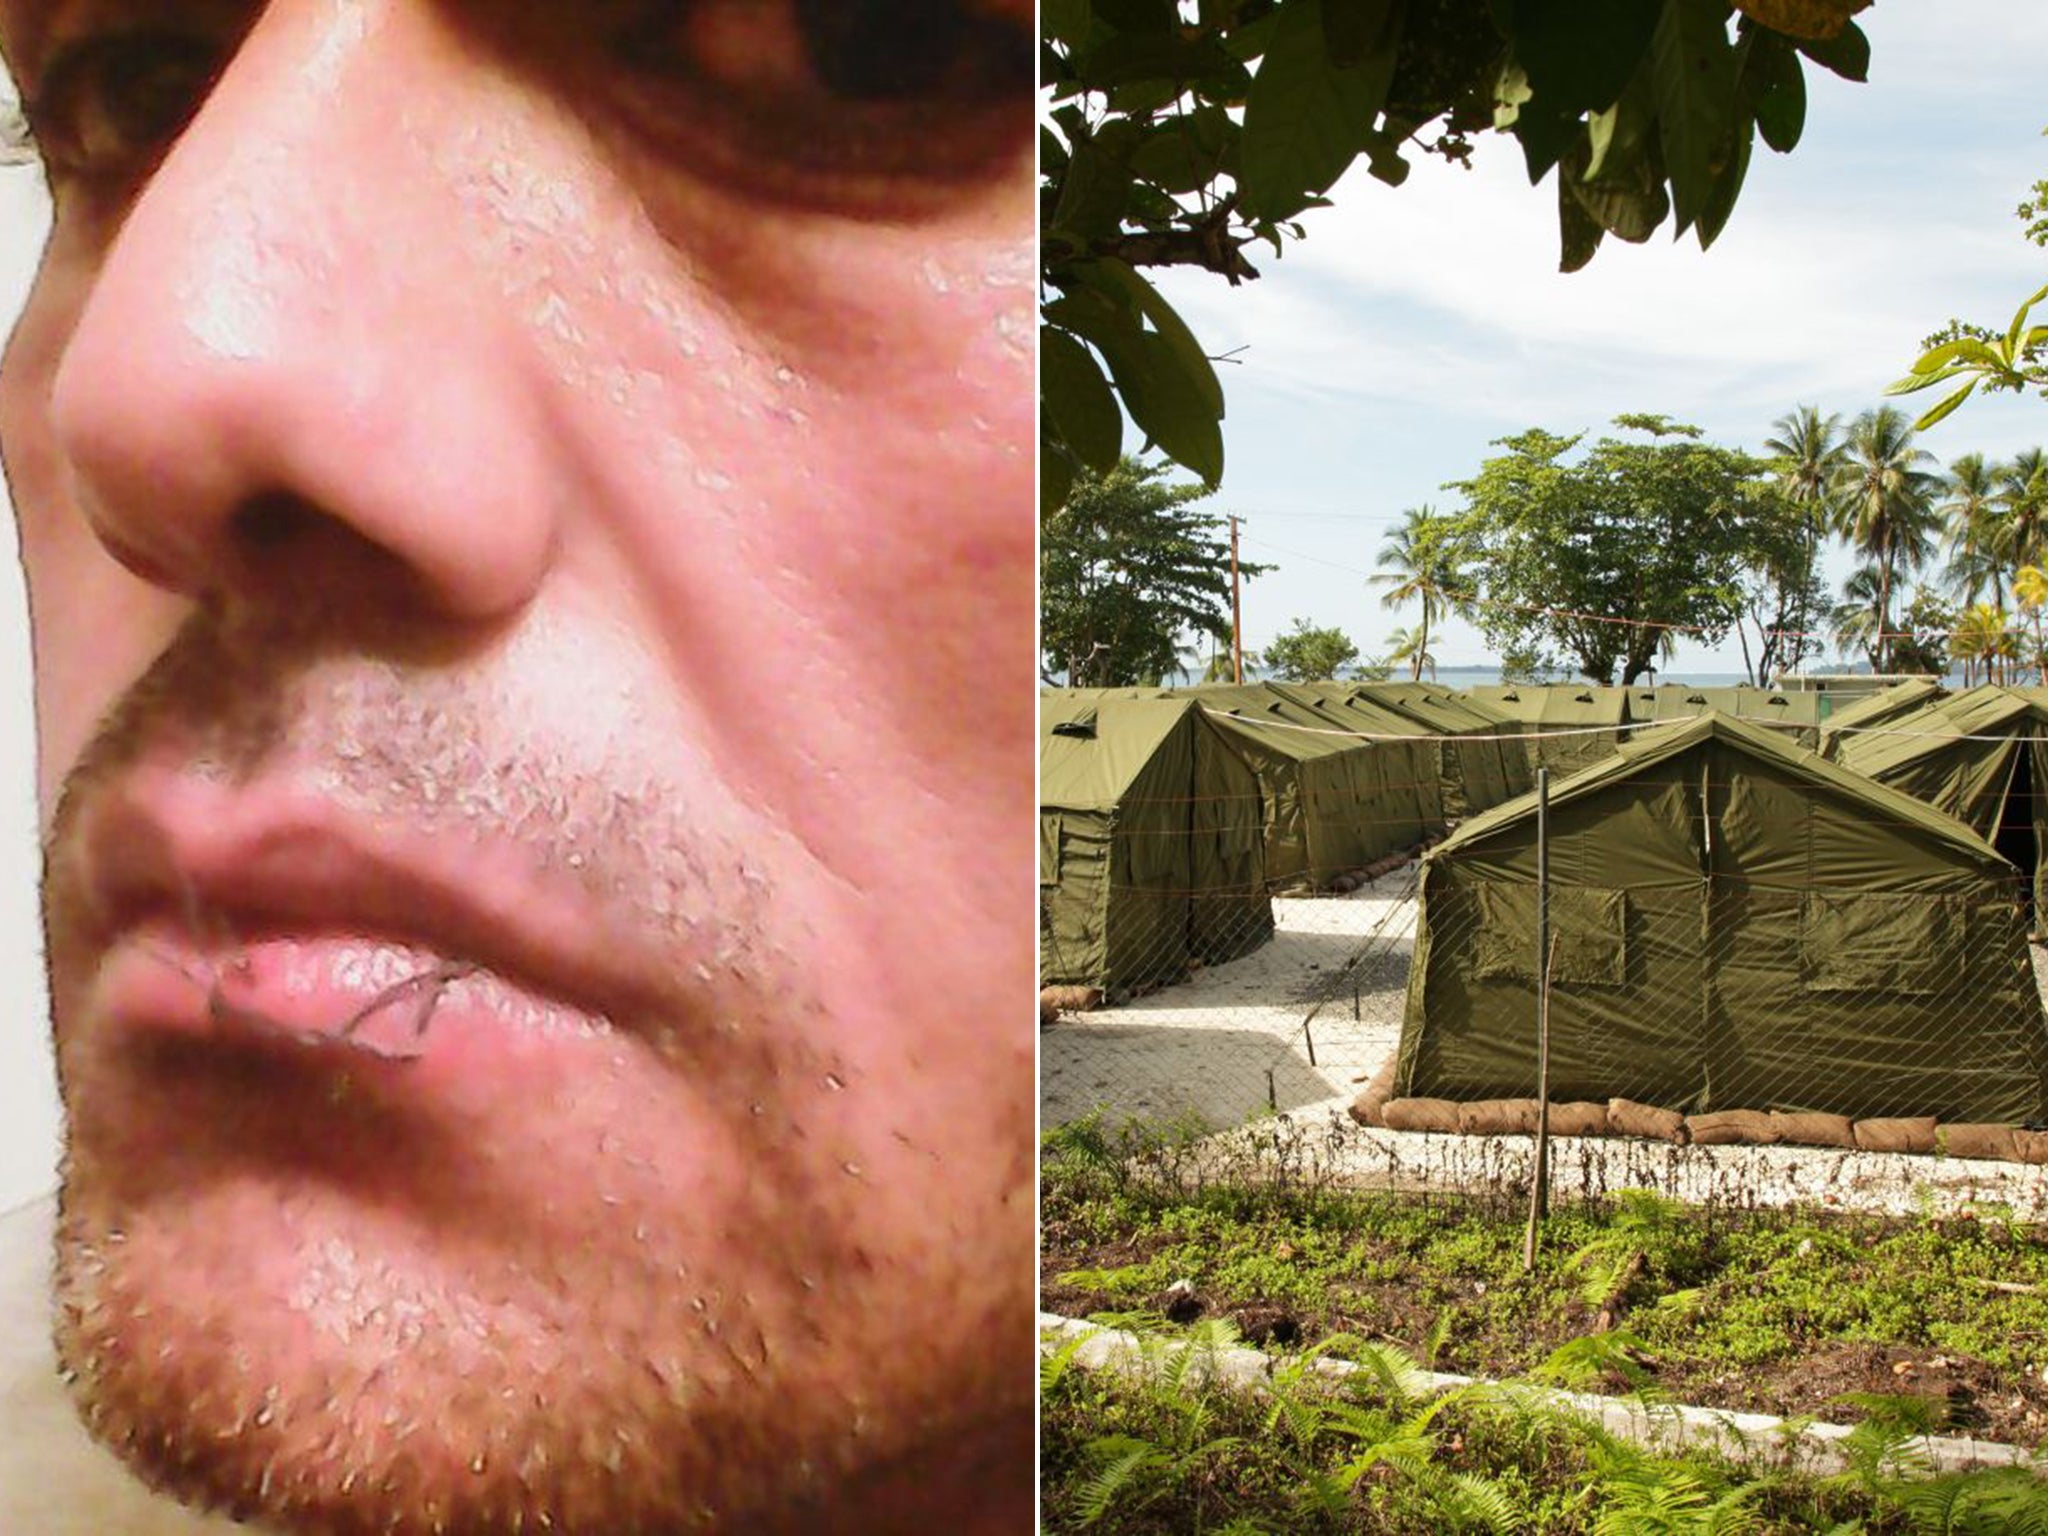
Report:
1832,684,2048,928
1468,683,1633,779
1816,677,1949,761
1159,683,1400,887
1395,712,2048,1123
1040,693,1273,998
1346,682,1531,818
1264,681,1443,846
1632,685,1821,748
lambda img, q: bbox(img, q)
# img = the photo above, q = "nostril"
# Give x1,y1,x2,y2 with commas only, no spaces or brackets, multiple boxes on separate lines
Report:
231,494,312,551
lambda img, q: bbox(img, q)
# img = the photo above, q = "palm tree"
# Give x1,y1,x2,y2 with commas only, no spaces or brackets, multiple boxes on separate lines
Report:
1949,603,2014,686
1763,406,1846,670
1829,407,1941,673
1997,448,2048,583
2016,564,2048,684
1940,452,2006,608
1370,507,1463,682
1384,625,1436,682
1829,564,1884,670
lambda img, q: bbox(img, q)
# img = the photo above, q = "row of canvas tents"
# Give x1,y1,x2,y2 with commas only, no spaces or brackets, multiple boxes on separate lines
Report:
1045,676,2048,1005
1045,675,2048,1132
1039,681,1532,997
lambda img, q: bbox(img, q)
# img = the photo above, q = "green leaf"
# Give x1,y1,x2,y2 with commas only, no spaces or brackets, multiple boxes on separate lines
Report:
1322,0,1400,70
1511,95,1587,184
1089,257,1227,418
1793,17,1868,81
1044,329,1126,477
1041,437,1077,517
1076,31,1246,90
1745,31,1807,152
1360,128,1411,187
1089,0,1177,32
1912,336,2006,374
1508,0,1662,117
1651,0,1740,237
1106,331,1226,485
1043,0,1094,50
1568,167,1670,243
1883,364,1965,396
1912,380,1978,431
1696,117,1753,247
1049,120,1141,243
1558,169,1608,272
1107,76,1186,115
1130,108,1235,195
1239,0,1403,221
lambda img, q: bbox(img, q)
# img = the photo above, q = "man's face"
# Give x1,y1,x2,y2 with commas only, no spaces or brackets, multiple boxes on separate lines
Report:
0,2,1035,1531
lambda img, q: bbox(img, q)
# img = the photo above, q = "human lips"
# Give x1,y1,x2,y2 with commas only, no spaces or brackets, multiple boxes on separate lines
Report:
62,768,673,1081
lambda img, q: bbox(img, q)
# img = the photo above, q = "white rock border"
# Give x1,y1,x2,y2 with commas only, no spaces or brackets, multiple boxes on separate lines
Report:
1040,1312,2046,1480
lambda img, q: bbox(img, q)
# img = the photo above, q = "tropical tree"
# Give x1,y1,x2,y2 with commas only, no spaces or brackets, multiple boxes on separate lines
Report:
1997,448,2048,579
1828,406,1941,672
1040,457,1269,686
1732,481,1828,686
1042,0,1878,502
1384,625,1437,683
1940,452,2006,608
1890,588,1955,678
1262,620,1359,682
1369,507,1464,682
2016,564,2048,684
1761,405,1845,674
1829,565,1883,669
1450,416,1767,686
1949,603,2015,686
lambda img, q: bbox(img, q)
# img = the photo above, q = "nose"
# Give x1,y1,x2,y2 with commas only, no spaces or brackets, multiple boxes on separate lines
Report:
44,3,563,626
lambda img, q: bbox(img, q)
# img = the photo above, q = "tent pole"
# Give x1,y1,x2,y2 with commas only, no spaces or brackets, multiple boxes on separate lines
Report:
1526,768,1553,1272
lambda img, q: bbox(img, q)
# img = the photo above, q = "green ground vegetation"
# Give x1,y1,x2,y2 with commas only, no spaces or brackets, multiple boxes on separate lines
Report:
1042,1325,2048,1533
1043,1117,2048,1530
1042,1118,2048,1434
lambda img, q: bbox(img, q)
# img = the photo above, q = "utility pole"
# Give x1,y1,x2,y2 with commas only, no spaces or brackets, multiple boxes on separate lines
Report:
1229,514,1244,684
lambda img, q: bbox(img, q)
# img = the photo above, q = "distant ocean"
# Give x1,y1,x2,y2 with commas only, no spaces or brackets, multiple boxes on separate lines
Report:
1046,663,1972,689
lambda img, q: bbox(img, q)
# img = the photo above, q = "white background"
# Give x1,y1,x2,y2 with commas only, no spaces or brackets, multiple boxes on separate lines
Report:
0,165,55,1215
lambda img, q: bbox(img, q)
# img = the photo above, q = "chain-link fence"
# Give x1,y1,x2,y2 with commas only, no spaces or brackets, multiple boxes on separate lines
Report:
1041,718,2048,1185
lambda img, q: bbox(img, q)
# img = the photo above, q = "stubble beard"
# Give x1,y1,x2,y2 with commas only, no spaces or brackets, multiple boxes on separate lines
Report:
40,607,938,1534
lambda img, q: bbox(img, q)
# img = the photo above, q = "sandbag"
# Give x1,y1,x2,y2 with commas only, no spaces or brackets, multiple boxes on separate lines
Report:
1347,1061,1398,1129
1767,1111,1857,1148
1852,1117,1938,1154
1686,1109,1779,1146
1939,1123,2022,1162
1381,1097,1462,1134
1545,1102,1610,1138
1458,1099,1539,1136
1039,985,1102,1017
1607,1098,1688,1144
2015,1130,2048,1166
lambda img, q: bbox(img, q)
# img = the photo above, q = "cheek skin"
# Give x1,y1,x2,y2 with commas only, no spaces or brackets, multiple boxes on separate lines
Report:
443,129,1035,909
0,244,189,824
467,159,1039,1368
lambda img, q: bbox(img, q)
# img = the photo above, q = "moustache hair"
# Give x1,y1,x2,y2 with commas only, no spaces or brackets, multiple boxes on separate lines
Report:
39,601,819,1080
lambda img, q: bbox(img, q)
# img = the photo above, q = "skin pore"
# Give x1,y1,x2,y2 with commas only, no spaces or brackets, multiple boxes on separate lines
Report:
0,2,1035,1532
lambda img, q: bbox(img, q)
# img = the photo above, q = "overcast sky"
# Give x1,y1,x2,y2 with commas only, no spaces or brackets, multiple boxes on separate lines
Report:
1152,1,2048,676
